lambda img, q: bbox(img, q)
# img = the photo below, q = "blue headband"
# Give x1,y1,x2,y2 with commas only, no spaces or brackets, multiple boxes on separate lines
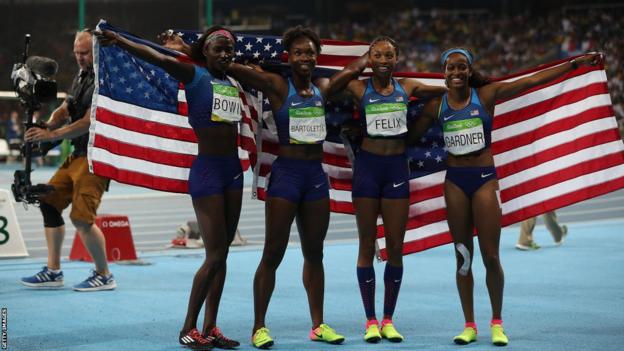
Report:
440,48,474,66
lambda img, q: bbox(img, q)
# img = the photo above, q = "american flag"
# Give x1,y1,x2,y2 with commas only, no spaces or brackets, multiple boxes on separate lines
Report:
90,22,624,259
376,64,624,259
89,21,252,193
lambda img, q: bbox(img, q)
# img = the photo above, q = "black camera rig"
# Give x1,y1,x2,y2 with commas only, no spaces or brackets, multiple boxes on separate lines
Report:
10,34,58,204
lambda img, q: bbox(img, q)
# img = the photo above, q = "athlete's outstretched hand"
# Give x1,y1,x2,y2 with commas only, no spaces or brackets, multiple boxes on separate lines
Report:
94,29,119,47
158,30,189,53
572,52,603,67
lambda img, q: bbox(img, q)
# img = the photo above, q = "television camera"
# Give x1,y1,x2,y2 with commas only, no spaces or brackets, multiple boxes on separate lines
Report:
10,34,60,204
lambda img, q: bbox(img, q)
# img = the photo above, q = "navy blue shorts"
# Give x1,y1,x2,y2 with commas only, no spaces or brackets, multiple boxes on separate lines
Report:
445,166,497,199
352,150,410,199
266,156,329,203
188,154,243,199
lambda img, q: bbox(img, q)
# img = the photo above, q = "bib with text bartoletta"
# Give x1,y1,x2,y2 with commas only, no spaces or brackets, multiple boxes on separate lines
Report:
443,118,486,155
288,105,326,144
211,82,242,123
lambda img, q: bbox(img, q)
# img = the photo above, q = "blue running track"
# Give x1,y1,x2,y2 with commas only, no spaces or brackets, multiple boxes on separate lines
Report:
1,220,623,351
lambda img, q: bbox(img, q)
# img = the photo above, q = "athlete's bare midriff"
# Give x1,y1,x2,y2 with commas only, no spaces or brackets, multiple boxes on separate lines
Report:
195,124,239,156
361,137,405,156
446,148,494,168
279,143,324,160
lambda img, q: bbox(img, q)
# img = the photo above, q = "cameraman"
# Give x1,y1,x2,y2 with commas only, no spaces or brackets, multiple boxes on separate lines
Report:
20,29,116,292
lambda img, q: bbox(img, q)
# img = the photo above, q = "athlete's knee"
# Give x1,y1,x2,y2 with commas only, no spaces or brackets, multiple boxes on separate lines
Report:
40,202,64,228
205,251,228,271
481,252,501,271
384,240,404,260
302,246,323,264
196,258,226,281
261,246,286,269
359,238,377,256
455,243,473,276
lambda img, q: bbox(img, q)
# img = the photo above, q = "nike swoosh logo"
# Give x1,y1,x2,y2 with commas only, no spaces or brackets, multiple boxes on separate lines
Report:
233,173,243,180
394,279,402,283
444,114,454,121
481,173,493,178
369,98,380,103
393,182,405,188
313,183,324,189
365,278,374,283
291,101,304,107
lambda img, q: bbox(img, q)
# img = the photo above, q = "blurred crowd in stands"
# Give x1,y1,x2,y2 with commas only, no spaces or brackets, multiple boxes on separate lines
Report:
1,4,623,163
321,7,623,134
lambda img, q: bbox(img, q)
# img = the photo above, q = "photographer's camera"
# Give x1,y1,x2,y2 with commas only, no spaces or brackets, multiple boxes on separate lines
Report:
9,34,59,204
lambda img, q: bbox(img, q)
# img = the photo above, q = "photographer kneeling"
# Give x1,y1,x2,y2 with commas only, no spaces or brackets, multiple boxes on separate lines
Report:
20,29,116,292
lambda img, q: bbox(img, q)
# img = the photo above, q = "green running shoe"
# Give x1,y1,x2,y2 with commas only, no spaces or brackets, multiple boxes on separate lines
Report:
380,320,404,343
252,327,274,349
309,323,345,344
364,320,381,343
453,327,477,345
491,324,508,346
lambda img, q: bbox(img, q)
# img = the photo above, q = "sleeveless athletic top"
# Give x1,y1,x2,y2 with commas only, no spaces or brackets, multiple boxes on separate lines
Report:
274,79,326,145
438,88,492,156
184,65,242,129
359,78,410,139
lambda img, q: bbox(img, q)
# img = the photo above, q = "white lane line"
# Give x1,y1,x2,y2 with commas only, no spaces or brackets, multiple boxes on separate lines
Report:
557,205,624,217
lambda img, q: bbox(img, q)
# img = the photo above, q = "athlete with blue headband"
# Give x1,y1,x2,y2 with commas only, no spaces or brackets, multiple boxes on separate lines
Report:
408,48,601,346
440,48,474,66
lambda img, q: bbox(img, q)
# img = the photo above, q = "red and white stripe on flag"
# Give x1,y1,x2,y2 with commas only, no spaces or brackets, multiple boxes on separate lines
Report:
492,60,624,225
89,62,253,193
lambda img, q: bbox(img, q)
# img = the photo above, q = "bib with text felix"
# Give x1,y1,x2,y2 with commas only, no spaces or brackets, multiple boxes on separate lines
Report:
365,102,408,137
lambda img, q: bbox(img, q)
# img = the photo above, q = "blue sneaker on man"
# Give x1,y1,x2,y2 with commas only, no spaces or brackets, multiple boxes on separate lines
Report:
73,270,117,292
20,266,64,288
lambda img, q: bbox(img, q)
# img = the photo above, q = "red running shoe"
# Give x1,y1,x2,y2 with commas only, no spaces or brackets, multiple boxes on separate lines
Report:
206,326,240,349
179,328,214,350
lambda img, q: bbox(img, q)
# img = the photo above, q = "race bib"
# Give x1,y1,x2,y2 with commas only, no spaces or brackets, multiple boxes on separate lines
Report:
443,118,486,155
211,82,242,123
365,103,407,137
288,106,326,144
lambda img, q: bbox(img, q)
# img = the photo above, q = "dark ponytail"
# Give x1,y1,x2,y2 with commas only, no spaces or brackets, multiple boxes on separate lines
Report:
469,70,491,88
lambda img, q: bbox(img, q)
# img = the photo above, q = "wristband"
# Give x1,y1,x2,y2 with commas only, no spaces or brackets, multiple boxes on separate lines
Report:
570,59,579,70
